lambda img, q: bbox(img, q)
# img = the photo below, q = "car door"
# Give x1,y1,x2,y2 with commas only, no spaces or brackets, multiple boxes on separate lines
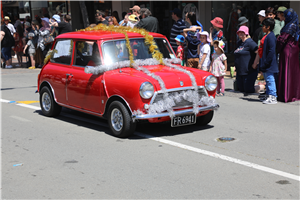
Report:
49,39,73,105
66,40,104,113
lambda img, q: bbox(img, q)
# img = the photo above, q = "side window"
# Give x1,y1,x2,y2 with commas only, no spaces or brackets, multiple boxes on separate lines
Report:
75,41,101,67
51,39,73,65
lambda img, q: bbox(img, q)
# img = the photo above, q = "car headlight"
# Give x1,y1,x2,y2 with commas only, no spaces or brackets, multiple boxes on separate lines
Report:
139,82,154,99
205,75,217,91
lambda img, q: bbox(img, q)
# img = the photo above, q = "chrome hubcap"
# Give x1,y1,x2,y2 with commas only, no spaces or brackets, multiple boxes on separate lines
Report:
111,108,123,131
42,92,51,112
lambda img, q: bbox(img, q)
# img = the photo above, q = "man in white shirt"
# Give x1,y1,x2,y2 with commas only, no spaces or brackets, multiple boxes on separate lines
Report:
4,16,16,37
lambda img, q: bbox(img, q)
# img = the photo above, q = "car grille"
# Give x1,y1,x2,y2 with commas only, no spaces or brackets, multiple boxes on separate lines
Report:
150,86,207,109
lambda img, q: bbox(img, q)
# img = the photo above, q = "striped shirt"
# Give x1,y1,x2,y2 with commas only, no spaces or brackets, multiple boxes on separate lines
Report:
170,19,186,53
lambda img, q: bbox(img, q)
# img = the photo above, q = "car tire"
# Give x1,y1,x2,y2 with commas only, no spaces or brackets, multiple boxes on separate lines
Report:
108,101,136,138
196,110,214,126
40,86,62,117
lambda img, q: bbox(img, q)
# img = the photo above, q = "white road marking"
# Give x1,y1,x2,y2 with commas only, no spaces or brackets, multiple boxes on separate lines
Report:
10,115,31,122
136,133,300,182
2,98,300,181
16,103,40,110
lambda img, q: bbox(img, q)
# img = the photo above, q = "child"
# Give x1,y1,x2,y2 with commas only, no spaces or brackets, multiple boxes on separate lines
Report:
209,17,224,47
23,32,36,69
257,18,278,104
210,40,227,96
183,26,202,68
175,35,185,66
197,31,211,71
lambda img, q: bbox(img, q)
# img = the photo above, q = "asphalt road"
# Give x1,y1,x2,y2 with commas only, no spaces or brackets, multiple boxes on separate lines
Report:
1,68,299,199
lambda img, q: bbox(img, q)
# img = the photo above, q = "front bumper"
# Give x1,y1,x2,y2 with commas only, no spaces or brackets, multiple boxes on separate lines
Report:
132,103,219,122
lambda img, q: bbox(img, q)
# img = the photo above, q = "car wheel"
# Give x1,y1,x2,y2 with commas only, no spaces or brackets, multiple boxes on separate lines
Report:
40,86,61,117
108,101,136,138
196,110,214,126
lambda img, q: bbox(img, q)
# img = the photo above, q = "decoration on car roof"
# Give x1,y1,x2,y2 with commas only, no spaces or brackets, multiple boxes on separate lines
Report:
79,24,163,66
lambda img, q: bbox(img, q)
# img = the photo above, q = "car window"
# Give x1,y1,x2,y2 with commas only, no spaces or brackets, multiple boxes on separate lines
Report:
51,39,73,65
102,38,175,65
74,41,101,67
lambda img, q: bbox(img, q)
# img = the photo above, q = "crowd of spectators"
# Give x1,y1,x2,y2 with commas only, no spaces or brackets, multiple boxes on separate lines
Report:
1,14,71,69
1,5,299,103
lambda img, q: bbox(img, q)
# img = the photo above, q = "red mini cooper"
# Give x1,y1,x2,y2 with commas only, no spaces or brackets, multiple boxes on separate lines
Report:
37,27,219,138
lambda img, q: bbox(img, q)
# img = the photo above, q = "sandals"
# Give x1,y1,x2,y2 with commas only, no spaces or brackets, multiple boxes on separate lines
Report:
216,92,224,97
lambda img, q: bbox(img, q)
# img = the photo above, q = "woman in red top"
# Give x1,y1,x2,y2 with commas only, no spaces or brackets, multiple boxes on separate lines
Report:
13,25,24,67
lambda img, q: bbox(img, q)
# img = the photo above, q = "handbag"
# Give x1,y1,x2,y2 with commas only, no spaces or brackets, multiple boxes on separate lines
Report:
43,35,54,45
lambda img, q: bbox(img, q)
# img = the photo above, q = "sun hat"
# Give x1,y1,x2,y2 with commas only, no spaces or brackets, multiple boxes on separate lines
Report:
257,10,266,17
4,16,11,21
41,17,49,23
213,40,225,53
237,25,249,35
198,31,211,43
277,6,287,13
28,32,35,37
210,17,223,28
170,8,181,16
52,14,61,23
128,14,138,22
175,35,185,43
238,16,248,26
24,21,31,27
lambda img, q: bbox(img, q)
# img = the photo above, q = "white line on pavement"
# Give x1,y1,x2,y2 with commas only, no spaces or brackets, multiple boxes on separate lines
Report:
2,98,300,182
135,133,300,182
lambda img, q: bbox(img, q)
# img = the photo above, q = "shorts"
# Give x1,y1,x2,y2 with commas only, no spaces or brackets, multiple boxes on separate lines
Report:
181,60,185,66
1,47,12,61
187,58,198,68
29,52,35,57
201,65,209,71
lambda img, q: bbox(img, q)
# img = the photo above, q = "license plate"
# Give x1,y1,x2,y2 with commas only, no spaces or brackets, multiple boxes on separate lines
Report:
171,114,196,127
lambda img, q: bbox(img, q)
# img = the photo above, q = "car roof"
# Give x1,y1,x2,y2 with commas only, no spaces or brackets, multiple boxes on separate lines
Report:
56,30,166,40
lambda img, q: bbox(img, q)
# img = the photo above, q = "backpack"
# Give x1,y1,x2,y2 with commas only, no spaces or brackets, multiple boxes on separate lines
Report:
1,25,15,47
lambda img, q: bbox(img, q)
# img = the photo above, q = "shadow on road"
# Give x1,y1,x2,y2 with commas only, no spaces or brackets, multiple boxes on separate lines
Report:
34,108,214,139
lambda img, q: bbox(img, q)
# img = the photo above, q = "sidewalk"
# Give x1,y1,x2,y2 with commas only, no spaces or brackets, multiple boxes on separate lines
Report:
9,55,30,68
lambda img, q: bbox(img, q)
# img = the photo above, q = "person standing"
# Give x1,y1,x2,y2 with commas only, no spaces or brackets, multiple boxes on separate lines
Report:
136,8,159,33
198,31,211,71
210,40,227,96
13,25,24,67
33,18,51,68
49,15,72,35
252,10,266,45
95,11,108,25
129,5,141,20
175,35,185,66
1,21,14,68
3,16,16,37
119,13,129,26
276,8,300,102
183,26,201,68
234,26,258,94
255,18,278,104
265,7,282,37
170,8,186,53
23,32,36,69
276,6,287,28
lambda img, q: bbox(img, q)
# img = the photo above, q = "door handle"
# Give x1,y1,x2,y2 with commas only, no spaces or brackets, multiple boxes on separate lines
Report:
66,73,73,77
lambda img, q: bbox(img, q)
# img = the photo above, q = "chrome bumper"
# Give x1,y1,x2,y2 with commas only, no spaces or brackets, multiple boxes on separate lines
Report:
132,103,219,122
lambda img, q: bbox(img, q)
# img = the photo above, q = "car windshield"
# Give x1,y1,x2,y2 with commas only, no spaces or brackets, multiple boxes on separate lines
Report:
102,38,175,65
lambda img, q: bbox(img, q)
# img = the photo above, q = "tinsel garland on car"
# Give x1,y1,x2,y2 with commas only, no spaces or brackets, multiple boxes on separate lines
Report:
85,58,217,117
